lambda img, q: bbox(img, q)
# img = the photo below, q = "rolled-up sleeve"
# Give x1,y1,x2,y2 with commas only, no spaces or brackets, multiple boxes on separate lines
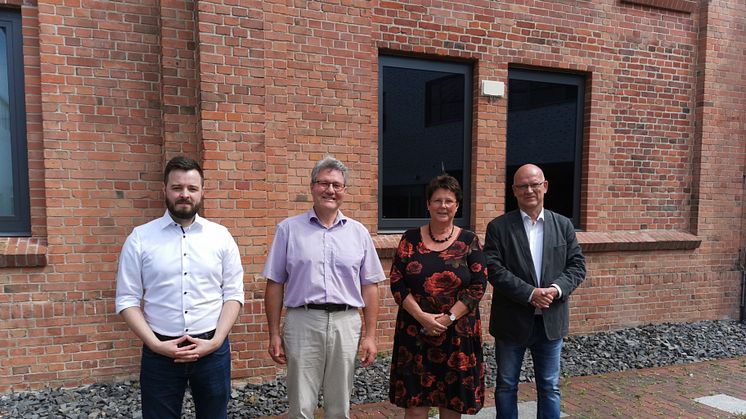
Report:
221,233,245,304
115,231,143,314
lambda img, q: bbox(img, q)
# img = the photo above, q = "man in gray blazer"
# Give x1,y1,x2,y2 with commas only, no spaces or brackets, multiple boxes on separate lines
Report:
484,164,586,419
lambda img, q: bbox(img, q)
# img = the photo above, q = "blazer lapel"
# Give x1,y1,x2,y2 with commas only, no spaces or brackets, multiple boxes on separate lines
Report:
540,210,554,286
509,211,538,286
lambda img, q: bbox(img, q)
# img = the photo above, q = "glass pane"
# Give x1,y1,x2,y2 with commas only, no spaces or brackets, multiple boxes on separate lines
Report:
381,66,465,219
506,77,579,220
0,27,13,217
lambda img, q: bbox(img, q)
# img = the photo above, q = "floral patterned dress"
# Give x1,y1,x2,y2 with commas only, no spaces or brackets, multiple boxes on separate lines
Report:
388,228,487,414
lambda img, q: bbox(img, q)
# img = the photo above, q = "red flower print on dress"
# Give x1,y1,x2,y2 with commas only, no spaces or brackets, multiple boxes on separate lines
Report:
426,347,447,363
470,262,482,272
420,372,436,388
475,385,484,402
392,290,403,305
392,380,407,400
439,298,457,314
439,240,467,261
422,332,447,346
417,241,431,254
451,335,461,347
390,265,402,284
429,389,447,406
413,354,425,375
406,324,419,336
447,351,470,371
445,371,458,384
423,271,461,296
395,346,413,367
406,261,423,275
397,240,414,259
455,320,469,336
449,397,465,413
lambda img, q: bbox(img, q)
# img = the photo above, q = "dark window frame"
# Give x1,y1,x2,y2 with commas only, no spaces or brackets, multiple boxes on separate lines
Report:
378,55,473,232
0,9,30,236
506,68,584,228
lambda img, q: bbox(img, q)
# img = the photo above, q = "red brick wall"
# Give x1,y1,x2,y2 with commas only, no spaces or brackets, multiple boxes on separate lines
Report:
1,0,744,390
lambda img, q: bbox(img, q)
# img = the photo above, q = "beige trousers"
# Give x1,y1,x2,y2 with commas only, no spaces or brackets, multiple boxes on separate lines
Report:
284,307,362,419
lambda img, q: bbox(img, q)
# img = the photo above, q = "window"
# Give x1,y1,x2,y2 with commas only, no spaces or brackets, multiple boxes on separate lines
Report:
506,68,585,228
0,9,29,236
379,56,472,231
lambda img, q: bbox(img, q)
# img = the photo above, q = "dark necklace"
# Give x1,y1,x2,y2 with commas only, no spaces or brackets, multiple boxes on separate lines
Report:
428,224,454,243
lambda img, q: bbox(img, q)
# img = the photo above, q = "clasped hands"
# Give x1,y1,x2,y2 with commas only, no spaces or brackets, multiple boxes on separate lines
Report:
419,312,453,336
150,335,219,363
530,286,559,309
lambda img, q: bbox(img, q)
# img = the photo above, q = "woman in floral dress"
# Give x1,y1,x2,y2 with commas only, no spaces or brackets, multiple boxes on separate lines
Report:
388,175,487,418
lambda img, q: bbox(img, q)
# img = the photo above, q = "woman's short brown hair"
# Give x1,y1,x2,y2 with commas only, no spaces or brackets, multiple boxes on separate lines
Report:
425,175,462,203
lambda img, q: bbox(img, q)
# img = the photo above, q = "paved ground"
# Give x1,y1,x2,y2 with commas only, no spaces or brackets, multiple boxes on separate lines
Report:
259,356,746,418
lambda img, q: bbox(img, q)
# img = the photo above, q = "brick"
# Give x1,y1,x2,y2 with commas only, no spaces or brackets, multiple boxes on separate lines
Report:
1,0,744,392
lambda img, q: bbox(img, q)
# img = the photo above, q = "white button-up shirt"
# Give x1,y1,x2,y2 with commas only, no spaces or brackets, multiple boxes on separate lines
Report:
521,209,545,286
520,209,563,306
115,212,244,336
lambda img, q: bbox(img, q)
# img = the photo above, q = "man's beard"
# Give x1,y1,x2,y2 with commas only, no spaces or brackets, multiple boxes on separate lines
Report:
166,198,202,221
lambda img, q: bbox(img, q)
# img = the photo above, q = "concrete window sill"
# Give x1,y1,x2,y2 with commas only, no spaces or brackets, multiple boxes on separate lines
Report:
373,229,700,256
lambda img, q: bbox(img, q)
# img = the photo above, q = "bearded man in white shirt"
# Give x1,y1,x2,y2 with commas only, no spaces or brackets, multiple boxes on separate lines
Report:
116,156,244,419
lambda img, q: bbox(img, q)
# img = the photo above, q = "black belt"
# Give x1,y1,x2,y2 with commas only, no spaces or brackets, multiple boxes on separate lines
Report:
303,303,352,312
154,329,215,342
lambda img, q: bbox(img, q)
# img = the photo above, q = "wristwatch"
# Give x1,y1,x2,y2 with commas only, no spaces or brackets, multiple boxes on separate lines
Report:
446,311,457,322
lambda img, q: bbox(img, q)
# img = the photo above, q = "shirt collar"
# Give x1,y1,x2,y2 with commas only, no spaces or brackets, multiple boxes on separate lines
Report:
307,208,347,227
158,210,204,231
519,208,545,224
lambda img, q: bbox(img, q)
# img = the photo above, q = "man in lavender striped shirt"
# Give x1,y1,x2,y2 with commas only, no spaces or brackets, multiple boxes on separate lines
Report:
263,156,386,419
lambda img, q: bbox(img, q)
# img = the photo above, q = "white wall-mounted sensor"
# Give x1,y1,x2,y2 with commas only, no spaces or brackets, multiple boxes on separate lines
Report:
481,80,505,97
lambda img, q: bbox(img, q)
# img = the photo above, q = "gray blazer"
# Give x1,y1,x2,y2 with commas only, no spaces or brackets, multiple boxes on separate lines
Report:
484,209,586,344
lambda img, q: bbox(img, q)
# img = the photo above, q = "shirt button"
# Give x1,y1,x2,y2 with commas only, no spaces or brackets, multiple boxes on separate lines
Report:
184,292,187,295
185,311,188,314
184,272,187,275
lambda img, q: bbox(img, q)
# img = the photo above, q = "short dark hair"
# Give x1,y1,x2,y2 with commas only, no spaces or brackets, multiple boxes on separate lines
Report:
164,156,204,184
425,175,462,203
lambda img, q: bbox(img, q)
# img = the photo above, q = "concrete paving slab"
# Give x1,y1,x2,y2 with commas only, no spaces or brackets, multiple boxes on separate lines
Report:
434,401,568,418
694,394,746,415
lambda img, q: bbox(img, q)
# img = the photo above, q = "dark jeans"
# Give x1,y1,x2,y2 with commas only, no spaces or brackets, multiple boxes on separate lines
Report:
140,338,231,419
495,317,563,419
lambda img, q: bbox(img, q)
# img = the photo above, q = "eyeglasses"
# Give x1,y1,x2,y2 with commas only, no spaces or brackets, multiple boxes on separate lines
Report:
514,181,546,192
430,199,457,208
313,180,346,192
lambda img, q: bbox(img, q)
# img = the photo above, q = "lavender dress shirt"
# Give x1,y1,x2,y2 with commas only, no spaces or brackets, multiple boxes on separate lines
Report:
262,209,386,308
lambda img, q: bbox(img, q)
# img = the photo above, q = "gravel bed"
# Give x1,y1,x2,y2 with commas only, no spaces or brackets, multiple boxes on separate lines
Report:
1,320,744,418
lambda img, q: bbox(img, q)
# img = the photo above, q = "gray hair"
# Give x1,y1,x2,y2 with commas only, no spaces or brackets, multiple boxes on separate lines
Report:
310,155,349,185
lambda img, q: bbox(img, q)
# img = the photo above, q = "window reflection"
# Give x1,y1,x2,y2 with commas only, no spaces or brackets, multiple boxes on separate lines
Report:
0,27,12,217
506,69,584,227
379,57,471,229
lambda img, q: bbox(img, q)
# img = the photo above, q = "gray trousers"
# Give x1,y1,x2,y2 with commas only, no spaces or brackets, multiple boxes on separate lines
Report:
284,307,362,419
